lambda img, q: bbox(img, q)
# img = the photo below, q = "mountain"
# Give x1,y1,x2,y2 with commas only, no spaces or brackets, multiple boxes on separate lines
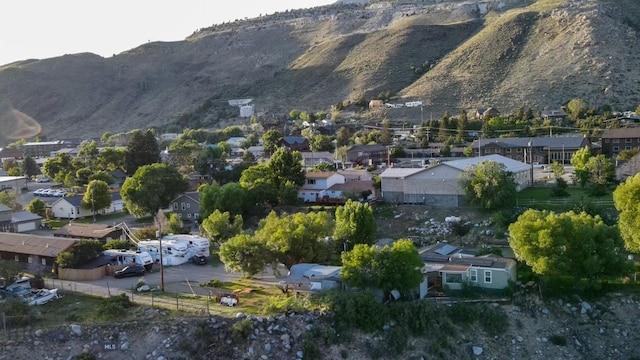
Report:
1,0,639,143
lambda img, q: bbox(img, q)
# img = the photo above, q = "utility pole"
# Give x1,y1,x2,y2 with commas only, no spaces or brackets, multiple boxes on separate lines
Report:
156,213,165,292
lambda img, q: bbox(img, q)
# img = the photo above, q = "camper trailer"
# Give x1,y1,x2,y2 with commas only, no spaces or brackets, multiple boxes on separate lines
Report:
103,249,154,271
163,234,210,259
136,239,190,266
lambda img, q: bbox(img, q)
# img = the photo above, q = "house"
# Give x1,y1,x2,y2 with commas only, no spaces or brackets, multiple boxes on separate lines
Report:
246,145,265,159
301,151,334,168
53,223,124,242
346,144,388,166
0,148,23,163
324,180,375,203
601,128,640,159
475,107,500,120
280,137,310,152
616,151,640,181
379,154,530,207
337,169,373,182
50,192,124,219
541,110,568,122
282,263,343,292
186,174,212,191
0,176,28,193
0,204,44,233
298,172,345,203
22,140,76,158
108,169,127,189
0,232,77,273
171,192,201,222
471,136,594,164
421,243,517,295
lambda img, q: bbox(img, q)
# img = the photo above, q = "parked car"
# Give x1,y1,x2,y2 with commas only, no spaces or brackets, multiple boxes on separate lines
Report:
113,264,145,279
36,177,50,183
33,188,46,196
40,189,54,197
51,190,67,197
192,254,209,265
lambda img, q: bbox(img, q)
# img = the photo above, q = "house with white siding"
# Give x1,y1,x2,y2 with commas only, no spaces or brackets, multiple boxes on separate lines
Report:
298,172,345,203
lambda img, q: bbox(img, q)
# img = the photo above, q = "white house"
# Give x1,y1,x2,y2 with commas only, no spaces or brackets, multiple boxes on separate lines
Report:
380,154,530,207
301,151,334,169
298,172,345,203
50,193,124,220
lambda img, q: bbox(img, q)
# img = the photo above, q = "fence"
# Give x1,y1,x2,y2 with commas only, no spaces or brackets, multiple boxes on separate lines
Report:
515,198,614,207
0,280,220,340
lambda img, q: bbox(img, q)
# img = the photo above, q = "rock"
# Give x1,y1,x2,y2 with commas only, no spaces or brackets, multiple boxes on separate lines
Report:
70,325,82,336
516,336,524,342
297,350,304,358
541,308,549,315
236,312,246,319
581,301,592,314
121,342,129,351
472,346,483,355
35,329,44,337
264,343,271,352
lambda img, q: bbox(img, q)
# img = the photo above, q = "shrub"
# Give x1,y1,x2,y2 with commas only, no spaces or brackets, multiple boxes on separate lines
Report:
0,299,34,326
262,295,310,314
200,278,223,288
301,336,322,360
479,305,509,335
95,293,132,320
549,334,567,346
230,319,253,343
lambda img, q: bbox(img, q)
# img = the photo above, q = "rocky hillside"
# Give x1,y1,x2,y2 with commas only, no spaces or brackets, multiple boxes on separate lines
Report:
1,0,639,143
3,291,640,360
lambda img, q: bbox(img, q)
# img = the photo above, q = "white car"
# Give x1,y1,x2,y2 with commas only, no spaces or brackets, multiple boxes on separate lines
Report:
33,188,46,196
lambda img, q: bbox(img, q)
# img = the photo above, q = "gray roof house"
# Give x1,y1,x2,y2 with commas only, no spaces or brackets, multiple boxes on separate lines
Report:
420,243,517,296
281,263,343,292
380,154,530,207
171,192,201,223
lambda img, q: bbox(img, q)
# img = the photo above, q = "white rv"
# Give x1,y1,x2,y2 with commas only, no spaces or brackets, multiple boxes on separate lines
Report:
103,249,154,271
163,234,210,259
136,239,190,266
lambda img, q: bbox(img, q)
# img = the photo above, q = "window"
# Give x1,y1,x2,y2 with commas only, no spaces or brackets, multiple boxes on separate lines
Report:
307,179,316,185
613,146,619,152
506,148,511,153
173,203,178,210
445,273,462,284
516,148,522,153
187,213,192,218
470,269,477,283
626,146,632,151
14,255,19,262
186,203,190,209
484,270,492,283
28,256,33,264
613,139,619,144
41,258,46,266
626,138,632,143
605,139,609,143
181,202,186,210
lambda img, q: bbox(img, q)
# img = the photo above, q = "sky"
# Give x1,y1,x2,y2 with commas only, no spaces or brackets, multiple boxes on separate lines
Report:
0,0,336,66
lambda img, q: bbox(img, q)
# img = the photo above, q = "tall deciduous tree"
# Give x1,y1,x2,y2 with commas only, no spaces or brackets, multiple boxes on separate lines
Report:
334,199,377,251
341,239,423,295
121,163,188,219
124,129,160,175
268,147,305,189
508,209,630,281
199,182,247,219
27,198,46,217
20,156,39,179
459,160,517,210
571,146,592,187
262,129,283,156
81,180,112,220
255,211,334,270
219,234,271,277
201,209,243,247
613,173,640,252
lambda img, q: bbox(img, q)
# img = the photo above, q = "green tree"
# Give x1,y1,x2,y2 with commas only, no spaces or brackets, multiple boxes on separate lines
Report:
219,234,271,277
201,209,243,247
334,200,377,251
459,160,517,210
103,239,133,250
566,98,589,120
27,198,46,217
614,173,640,252
310,134,334,152
42,153,74,183
0,191,22,212
89,170,115,186
199,182,247,219
255,211,334,270
121,163,188,219
56,239,104,268
96,147,126,171
239,164,279,206
268,147,306,189
508,209,630,281
81,180,112,221
335,127,351,148
166,213,190,234
262,129,283,156
20,156,39,179
341,239,423,295
0,259,24,284
550,161,564,179
77,140,99,168
571,146,592,187
124,129,160,175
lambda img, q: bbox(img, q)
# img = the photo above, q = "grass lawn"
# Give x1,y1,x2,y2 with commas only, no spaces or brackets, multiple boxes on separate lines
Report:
515,186,614,207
